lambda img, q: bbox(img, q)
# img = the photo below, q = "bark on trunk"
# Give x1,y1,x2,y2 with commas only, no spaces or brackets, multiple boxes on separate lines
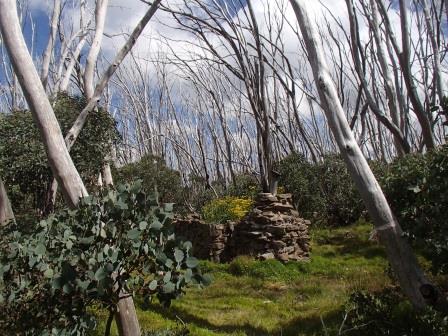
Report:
84,0,109,99
0,0,88,208
0,177,14,225
0,1,141,333
289,0,439,309
41,0,60,90
115,295,141,336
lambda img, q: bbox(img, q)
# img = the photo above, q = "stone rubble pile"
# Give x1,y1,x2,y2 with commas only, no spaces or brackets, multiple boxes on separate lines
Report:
172,193,310,262
172,214,234,262
229,193,311,261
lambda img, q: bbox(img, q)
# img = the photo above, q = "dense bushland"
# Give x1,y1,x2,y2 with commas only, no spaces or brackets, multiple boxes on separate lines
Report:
380,145,448,274
0,181,208,335
277,146,448,275
114,154,184,206
277,153,364,227
0,94,118,221
345,287,448,335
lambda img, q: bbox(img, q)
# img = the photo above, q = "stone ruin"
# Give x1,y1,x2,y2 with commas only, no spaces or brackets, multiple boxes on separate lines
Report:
171,193,310,263
172,214,235,262
229,193,310,262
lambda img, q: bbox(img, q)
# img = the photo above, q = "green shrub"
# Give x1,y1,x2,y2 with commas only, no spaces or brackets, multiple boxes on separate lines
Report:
226,174,261,198
0,181,209,335
0,93,118,220
114,154,184,206
380,145,448,274
277,153,364,226
202,196,253,223
344,287,448,335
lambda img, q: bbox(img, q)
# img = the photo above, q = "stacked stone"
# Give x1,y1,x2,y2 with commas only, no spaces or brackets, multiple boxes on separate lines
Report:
229,193,310,262
172,214,234,262
172,214,211,259
209,222,235,262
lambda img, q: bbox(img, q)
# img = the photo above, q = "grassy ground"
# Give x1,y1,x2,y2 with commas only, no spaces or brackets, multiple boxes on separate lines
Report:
94,222,392,335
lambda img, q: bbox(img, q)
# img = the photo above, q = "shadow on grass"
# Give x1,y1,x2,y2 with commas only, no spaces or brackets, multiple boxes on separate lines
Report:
279,309,345,336
142,302,345,336
315,229,386,260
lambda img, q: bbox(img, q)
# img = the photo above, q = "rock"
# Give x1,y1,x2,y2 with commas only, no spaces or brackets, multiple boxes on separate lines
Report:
260,252,275,260
257,193,278,202
228,192,311,262
172,192,311,263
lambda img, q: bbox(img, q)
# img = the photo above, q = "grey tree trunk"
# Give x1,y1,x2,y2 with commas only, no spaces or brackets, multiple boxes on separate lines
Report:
0,1,141,333
83,0,109,99
40,0,60,90
289,0,439,309
0,0,88,208
0,177,14,225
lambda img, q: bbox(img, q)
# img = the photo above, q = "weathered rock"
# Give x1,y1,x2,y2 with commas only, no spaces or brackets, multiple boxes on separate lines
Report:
172,193,311,263
260,252,275,260
172,215,235,262
228,193,311,262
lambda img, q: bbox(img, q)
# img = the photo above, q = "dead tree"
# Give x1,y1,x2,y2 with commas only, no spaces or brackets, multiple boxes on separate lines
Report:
289,0,440,309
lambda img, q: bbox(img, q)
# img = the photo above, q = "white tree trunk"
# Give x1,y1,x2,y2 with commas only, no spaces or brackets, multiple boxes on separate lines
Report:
64,0,162,152
84,0,109,99
289,0,438,309
0,177,14,225
0,1,141,333
0,0,88,208
40,0,60,90
421,0,445,103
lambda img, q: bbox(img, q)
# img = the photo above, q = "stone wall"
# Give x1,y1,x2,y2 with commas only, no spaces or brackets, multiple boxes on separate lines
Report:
172,214,234,262
229,193,310,261
172,193,310,262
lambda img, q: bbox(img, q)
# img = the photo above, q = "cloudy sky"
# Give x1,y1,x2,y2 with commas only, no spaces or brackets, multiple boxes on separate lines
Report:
23,0,356,62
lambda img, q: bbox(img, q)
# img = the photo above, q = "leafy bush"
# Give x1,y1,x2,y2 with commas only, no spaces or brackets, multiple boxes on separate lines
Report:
344,287,448,335
0,93,118,219
380,145,448,274
277,153,364,226
114,154,184,206
0,181,209,335
226,174,261,198
202,196,253,223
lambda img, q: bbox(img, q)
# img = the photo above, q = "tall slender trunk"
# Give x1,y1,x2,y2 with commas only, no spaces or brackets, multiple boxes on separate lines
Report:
0,0,87,208
41,0,60,90
421,0,445,103
84,0,109,99
0,176,14,225
0,1,141,333
289,0,440,309
368,0,406,156
398,0,435,149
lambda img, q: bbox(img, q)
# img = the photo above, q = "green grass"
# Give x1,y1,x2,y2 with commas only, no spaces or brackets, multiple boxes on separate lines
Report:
93,222,392,336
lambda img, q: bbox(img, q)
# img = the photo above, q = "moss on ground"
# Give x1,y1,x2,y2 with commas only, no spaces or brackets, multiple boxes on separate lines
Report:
93,222,392,336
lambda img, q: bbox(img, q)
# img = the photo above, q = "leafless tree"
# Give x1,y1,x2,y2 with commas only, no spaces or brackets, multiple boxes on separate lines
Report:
289,0,440,310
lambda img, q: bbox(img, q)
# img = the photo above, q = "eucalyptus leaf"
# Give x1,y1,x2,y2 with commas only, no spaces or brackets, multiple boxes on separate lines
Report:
150,220,163,230
127,229,140,240
35,244,46,256
44,268,54,279
174,249,184,263
148,280,158,291
162,282,175,294
186,257,199,268
139,221,148,230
